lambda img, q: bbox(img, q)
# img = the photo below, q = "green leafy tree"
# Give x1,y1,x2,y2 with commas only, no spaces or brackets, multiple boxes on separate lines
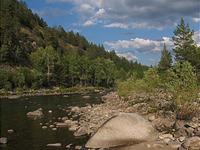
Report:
158,43,172,71
31,46,59,86
172,18,196,62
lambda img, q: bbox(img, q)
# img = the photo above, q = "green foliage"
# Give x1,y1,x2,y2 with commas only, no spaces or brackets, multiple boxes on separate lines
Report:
117,68,160,97
0,69,12,90
158,43,172,71
172,18,195,62
144,68,161,90
117,61,199,120
165,61,198,104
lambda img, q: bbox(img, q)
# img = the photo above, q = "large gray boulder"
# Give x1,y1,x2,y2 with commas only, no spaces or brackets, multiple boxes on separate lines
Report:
85,113,158,149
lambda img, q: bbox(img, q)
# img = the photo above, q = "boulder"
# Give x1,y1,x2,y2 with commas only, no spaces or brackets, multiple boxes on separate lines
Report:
85,113,158,149
108,141,177,150
0,137,7,144
26,108,43,119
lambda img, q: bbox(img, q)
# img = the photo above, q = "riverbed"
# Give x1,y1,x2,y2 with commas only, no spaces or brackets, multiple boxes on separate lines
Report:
0,93,103,150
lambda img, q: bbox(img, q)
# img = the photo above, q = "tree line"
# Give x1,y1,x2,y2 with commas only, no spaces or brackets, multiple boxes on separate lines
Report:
0,0,148,90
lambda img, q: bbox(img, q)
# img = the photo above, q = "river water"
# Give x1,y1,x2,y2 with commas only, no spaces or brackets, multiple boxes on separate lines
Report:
0,93,102,150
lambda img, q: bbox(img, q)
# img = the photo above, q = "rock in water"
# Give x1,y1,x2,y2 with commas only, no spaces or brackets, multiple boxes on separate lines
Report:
0,137,7,144
85,113,158,149
47,143,62,147
26,108,43,119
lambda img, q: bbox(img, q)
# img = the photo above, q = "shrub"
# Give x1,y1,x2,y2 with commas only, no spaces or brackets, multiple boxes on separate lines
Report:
0,69,12,90
143,68,161,90
164,61,199,120
31,69,44,89
117,68,160,97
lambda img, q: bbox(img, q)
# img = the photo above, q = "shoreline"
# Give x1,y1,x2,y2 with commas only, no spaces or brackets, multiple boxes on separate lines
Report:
0,86,108,99
70,91,200,149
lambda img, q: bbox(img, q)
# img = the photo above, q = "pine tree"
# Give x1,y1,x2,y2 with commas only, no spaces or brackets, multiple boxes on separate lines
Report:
172,18,196,62
158,43,172,71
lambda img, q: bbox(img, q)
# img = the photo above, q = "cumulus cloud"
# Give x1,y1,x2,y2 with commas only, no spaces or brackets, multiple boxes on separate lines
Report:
83,20,95,26
117,52,138,61
105,37,173,53
46,0,200,29
104,23,129,29
192,17,200,23
105,32,200,61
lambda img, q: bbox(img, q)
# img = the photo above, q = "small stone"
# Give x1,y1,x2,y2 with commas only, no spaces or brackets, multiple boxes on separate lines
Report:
63,95,69,98
75,145,82,149
49,125,54,128
185,127,194,137
48,110,52,113
61,117,68,121
159,134,174,140
71,106,80,113
47,143,62,147
170,143,181,149
69,125,79,131
42,126,47,129
7,129,14,134
187,122,198,129
163,138,171,144
179,136,186,142
56,122,68,128
66,143,72,148
0,137,7,144
148,115,156,121
74,127,87,136
194,127,200,136
52,128,57,131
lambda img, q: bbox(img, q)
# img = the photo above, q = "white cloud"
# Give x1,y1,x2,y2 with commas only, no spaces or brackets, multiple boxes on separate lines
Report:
46,0,200,29
105,37,173,53
104,23,129,29
192,17,200,23
117,52,138,61
83,20,95,26
95,8,105,17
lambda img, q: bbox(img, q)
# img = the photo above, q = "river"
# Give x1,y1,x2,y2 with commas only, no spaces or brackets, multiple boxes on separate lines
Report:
0,93,103,150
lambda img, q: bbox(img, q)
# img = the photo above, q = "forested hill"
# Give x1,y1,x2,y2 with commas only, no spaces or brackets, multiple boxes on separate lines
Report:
0,0,148,90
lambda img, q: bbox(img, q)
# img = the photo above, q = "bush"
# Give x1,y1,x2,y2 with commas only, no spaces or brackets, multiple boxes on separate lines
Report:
144,68,161,90
117,68,160,97
164,61,199,120
0,69,12,90
31,69,44,89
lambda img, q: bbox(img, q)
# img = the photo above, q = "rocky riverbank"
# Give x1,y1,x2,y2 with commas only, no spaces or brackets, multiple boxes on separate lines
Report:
68,91,200,149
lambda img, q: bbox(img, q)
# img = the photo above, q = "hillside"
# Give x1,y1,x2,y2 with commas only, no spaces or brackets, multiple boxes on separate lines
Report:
0,0,148,90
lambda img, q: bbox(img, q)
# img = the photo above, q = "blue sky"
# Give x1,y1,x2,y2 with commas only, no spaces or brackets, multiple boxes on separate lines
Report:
24,0,200,65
